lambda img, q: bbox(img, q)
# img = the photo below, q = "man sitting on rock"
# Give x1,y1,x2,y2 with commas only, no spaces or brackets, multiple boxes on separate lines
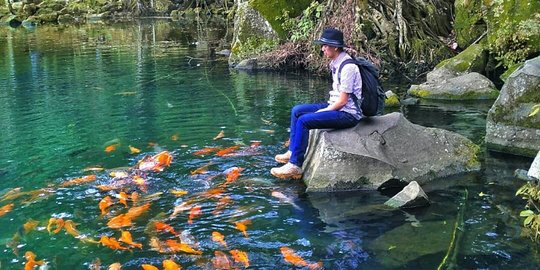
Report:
271,28,363,179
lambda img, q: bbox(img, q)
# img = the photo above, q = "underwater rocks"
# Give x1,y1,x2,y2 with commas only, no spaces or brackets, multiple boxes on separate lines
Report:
486,56,540,157
302,112,480,192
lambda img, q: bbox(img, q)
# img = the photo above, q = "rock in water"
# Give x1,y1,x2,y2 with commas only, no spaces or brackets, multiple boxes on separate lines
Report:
384,181,430,208
302,112,480,192
486,56,540,157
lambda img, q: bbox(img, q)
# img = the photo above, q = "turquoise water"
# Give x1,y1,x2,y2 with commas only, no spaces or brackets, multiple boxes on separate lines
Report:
0,20,539,269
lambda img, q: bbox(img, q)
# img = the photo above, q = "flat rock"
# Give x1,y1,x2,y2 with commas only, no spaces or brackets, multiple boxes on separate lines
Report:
384,181,430,208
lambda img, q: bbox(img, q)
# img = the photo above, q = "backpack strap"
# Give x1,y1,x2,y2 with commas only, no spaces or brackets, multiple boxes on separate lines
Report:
337,58,357,85
337,58,361,114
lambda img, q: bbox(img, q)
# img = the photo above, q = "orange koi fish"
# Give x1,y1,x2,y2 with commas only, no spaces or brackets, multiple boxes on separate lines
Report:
126,203,151,219
280,247,322,270
61,175,97,187
203,187,225,199
108,262,121,270
190,162,213,175
142,264,159,270
230,249,250,268
171,134,179,141
99,236,128,250
105,143,119,153
171,201,192,218
132,175,147,192
213,130,225,140
47,218,65,234
129,145,141,154
96,185,118,191
137,151,173,172
131,191,139,206
235,220,252,238
169,189,188,196
155,221,180,236
149,237,167,253
24,251,45,270
212,251,232,269
212,196,232,215
225,167,244,184
22,219,39,234
215,146,239,157
110,171,129,178
163,259,181,270
188,205,202,225
193,147,220,156
165,239,202,255
99,196,114,216
119,231,142,249
1,187,22,201
107,214,132,229
63,220,80,237
118,192,129,207
0,203,14,217
211,231,227,247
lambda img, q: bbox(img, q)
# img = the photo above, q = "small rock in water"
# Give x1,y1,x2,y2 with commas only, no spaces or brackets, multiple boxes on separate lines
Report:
384,181,430,209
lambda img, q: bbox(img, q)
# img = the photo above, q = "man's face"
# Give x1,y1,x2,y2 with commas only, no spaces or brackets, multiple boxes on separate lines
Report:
321,44,340,59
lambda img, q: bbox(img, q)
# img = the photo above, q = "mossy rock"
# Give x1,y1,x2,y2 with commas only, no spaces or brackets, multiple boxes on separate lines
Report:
385,91,400,107
229,1,280,66
435,44,487,75
408,72,498,100
248,0,312,38
486,56,540,157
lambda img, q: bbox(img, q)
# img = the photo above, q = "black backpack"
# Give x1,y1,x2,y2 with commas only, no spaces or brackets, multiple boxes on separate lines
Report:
338,56,386,117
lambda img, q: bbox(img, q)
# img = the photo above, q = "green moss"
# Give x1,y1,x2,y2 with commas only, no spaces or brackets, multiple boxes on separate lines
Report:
409,89,431,98
454,0,486,48
249,0,312,38
436,44,487,73
385,95,400,107
500,62,523,82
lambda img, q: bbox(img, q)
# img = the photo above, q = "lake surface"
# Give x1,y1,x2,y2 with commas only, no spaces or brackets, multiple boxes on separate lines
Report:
0,20,538,270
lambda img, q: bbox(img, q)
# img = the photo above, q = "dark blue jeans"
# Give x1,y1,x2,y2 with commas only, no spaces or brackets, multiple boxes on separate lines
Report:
288,103,360,167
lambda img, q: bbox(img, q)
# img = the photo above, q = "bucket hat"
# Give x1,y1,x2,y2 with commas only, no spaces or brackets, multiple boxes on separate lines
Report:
313,28,346,48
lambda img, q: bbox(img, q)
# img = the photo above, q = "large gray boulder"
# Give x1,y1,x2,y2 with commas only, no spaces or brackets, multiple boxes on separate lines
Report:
302,112,480,192
486,56,540,157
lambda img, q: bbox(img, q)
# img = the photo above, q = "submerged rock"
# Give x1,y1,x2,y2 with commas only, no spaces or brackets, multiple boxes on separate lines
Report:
486,56,540,157
368,220,453,268
384,181,430,208
302,112,480,192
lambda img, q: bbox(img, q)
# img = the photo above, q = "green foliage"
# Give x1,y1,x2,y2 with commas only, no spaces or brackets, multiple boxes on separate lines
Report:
486,1,540,68
529,104,540,117
278,1,324,42
249,0,312,38
516,180,540,242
